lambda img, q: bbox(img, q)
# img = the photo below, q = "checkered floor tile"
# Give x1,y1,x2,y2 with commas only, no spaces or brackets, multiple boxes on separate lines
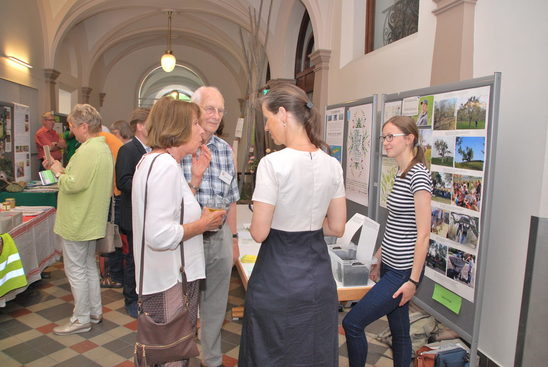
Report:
1,261,410,366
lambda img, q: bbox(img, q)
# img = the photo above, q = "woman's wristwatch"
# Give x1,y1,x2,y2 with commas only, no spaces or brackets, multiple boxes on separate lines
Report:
232,233,239,239
408,278,420,287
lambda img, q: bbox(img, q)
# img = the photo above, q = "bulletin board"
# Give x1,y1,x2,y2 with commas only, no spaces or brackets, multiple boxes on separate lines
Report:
325,95,379,223
325,73,501,366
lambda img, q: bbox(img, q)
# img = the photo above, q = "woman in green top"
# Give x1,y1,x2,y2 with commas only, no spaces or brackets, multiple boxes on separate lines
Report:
45,104,113,336
62,129,80,163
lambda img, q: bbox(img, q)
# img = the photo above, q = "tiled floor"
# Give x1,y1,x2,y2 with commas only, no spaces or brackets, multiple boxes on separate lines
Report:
1,261,402,366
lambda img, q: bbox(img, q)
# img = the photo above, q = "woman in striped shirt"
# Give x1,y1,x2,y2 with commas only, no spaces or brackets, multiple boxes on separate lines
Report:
343,116,432,367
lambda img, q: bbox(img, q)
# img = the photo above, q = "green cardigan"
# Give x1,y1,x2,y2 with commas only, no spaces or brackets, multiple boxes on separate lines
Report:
54,136,113,241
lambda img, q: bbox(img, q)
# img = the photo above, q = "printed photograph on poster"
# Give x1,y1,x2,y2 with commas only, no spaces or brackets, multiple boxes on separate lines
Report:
427,239,448,275
5,131,11,152
446,248,475,289
431,171,452,204
345,104,372,206
383,101,402,121
416,96,434,127
325,107,345,163
402,97,419,117
16,161,24,178
434,97,457,130
330,145,342,162
447,211,479,249
431,208,450,237
456,94,488,130
455,136,485,171
380,156,398,208
418,129,432,168
431,135,455,167
452,174,482,212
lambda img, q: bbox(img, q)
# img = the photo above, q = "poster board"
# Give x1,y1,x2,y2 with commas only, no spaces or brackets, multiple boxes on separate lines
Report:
375,74,501,359
13,103,31,182
325,96,379,222
0,102,14,178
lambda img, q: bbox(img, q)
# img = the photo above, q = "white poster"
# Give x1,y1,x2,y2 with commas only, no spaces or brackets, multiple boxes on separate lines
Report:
426,85,490,301
13,103,31,181
380,86,490,302
345,104,373,206
325,107,345,163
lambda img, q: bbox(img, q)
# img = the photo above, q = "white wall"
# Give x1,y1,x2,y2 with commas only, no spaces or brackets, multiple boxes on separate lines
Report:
328,0,437,104
474,1,548,365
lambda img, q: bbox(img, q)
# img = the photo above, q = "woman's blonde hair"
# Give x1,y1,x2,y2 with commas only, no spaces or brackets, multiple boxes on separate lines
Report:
146,97,200,149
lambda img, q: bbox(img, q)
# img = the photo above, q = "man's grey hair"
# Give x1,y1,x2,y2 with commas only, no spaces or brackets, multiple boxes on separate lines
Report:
68,104,102,133
191,86,223,105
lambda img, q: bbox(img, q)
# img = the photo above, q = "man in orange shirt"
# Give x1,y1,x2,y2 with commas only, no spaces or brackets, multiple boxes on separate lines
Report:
35,112,66,166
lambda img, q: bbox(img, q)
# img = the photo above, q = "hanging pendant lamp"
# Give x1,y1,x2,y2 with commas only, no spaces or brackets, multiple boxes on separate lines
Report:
161,10,176,72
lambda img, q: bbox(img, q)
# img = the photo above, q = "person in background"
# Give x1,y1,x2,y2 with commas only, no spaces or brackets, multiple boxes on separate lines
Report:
238,82,346,367
46,104,113,335
110,119,133,143
132,97,225,367
115,108,150,318
182,86,239,367
35,111,66,167
416,100,429,126
62,128,80,163
97,129,123,289
343,115,432,367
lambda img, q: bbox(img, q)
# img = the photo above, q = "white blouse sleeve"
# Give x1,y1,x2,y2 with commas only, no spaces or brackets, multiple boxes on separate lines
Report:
251,157,278,205
144,158,184,251
333,161,346,199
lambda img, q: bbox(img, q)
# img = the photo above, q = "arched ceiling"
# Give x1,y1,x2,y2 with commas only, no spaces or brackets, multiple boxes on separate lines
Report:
35,0,334,98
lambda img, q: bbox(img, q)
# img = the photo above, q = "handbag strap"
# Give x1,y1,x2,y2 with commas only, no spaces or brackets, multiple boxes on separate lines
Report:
137,153,188,311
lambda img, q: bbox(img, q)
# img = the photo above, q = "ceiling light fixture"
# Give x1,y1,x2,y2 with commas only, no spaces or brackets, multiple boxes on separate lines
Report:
161,10,176,72
7,56,32,69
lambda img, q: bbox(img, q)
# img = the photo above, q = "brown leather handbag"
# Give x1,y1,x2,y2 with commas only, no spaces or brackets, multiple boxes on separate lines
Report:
414,345,436,367
134,154,199,366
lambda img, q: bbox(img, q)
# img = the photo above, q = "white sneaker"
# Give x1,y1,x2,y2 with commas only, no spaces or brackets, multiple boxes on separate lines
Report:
53,320,92,335
90,315,103,324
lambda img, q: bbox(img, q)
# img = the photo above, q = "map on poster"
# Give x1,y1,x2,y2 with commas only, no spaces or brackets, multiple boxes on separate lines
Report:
345,104,373,206
382,86,491,301
325,107,345,163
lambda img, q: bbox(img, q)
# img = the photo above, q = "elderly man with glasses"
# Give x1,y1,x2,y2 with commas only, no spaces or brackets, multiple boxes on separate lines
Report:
35,111,66,167
182,86,239,367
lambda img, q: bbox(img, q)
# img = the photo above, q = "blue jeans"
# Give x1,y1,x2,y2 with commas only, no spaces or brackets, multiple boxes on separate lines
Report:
342,264,412,367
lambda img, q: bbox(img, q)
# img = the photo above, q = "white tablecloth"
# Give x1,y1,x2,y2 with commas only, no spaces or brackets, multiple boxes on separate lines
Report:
0,207,60,307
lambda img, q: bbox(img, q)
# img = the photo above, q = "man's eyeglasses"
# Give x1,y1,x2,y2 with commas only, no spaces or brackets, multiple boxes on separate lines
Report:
202,105,225,115
380,133,406,142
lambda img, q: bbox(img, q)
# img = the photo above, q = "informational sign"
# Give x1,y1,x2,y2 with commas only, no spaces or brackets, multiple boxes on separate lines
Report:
382,86,490,301
13,103,31,182
325,107,345,163
345,104,373,206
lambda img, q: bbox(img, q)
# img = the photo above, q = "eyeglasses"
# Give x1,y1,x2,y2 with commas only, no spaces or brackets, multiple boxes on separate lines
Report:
380,133,406,142
202,105,225,115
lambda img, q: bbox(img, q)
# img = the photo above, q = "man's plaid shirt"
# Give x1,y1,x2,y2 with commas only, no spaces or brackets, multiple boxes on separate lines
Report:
182,135,239,207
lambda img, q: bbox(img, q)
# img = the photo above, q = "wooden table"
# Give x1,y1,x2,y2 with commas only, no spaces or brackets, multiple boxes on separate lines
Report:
235,205,373,302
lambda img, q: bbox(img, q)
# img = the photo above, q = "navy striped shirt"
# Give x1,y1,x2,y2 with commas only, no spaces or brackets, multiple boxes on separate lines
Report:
382,163,432,270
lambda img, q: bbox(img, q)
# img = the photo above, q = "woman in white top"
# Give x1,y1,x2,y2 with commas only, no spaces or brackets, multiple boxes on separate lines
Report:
238,83,347,367
132,97,225,367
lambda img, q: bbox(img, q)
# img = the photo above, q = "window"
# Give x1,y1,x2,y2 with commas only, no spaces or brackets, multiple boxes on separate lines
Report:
366,0,419,53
